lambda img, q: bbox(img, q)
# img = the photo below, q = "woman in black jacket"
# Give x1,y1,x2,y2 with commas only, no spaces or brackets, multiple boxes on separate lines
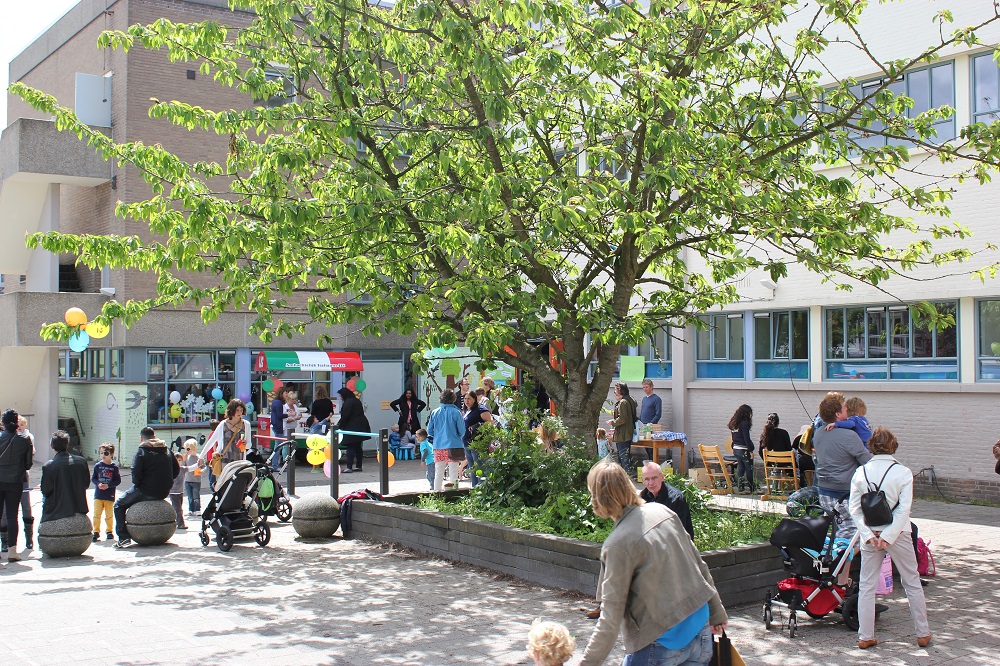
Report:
337,387,372,473
389,389,427,438
727,404,755,494
0,409,34,560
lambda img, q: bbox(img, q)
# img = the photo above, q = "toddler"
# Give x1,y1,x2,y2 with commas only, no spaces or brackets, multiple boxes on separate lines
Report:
91,444,121,542
169,453,193,530
827,396,872,447
417,429,434,490
183,439,203,516
596,427,610,459
526,620,576,666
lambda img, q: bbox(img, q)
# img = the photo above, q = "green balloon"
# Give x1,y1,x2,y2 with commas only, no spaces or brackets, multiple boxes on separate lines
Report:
262,379,274,392
355,379,367,392
217,399,227,413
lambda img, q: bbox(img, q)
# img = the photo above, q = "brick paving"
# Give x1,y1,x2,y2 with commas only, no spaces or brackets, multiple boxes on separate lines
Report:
4,458,998,664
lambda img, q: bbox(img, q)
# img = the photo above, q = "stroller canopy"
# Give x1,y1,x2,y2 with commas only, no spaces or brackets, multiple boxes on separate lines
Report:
216,460,255,489
769,514,831,552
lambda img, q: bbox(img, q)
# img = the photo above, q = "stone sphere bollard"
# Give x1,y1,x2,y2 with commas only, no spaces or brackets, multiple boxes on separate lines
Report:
125,500,177,546
292,494,341,538
38,514,93,558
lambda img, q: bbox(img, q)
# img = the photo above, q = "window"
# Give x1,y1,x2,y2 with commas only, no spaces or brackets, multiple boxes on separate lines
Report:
147,350,237,425
109,349,124,379
847,61,955,149
643,327,672,379
695,313,744,379
977,300,1000,380
754,310,808,379
824,303,957,380
256,69,296,107
973,53,1000,125
88,349,106,380
58,348,125,381
68,351,83,379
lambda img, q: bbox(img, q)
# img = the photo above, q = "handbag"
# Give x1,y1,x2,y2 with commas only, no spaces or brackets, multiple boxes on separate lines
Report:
210,424,242,475
711,631,745,666
860,463,898,526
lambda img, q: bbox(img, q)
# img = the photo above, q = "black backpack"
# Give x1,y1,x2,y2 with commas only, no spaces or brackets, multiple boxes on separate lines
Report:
860,463,898,526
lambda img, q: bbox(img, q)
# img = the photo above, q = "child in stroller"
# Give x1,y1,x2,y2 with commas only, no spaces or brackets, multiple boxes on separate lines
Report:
763,506,883,637
199,459,271,552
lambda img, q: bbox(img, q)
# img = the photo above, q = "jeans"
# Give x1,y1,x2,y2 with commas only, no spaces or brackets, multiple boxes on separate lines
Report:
170,493,185,527
0,483,23,549
623,624,713,666
425,463,435,490
464,446,481,488
733,449,755,491
615,442,634,477
114,487,158,540
344,442,364,471
858,528,929,642
185,481,202,513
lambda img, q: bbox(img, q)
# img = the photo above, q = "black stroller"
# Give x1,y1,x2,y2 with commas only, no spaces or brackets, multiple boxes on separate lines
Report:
246,448,292,523
199,460,271,552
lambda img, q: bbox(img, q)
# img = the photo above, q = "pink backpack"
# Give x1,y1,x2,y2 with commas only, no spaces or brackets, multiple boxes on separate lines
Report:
916,537,936,577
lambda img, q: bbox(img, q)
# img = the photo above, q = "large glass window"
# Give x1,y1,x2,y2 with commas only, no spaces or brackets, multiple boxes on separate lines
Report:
754,310,808,379
147,350,237,425
59,348,124,381
978,300,1000,380
973,52,1000,125
643,327,672,379
824,303,957,380
695,313,744,379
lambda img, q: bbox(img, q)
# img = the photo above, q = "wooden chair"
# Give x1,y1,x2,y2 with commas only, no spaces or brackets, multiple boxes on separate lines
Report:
698,444,734,495
761,449,799,500
720,435,739,479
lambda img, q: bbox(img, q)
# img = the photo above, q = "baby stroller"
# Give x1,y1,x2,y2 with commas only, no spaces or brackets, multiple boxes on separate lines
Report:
763,508,868,637
246,448,292,523
199,460,271,552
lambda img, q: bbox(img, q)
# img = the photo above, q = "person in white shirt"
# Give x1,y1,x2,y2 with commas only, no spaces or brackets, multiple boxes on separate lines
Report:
848,427,930,650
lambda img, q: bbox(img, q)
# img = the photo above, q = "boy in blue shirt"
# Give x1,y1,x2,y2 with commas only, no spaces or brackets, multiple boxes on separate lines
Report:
91,444,121,541
826,396,872,448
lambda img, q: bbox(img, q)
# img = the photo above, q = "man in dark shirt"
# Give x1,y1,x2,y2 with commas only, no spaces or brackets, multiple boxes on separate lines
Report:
113,426,179,548
40,431,90,523
639,461,694,539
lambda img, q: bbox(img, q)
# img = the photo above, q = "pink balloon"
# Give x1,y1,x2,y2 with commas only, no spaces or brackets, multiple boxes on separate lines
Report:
323,459,331,478
346,377,357,391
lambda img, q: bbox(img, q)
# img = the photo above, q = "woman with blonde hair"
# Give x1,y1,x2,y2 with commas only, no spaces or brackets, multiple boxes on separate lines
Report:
580,461,728,666
848,427,930,650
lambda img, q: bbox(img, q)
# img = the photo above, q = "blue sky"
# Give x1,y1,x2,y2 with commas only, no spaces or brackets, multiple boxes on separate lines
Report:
1,0,79,128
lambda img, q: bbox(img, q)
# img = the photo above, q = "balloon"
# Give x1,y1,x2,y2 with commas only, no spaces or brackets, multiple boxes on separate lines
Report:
216,399,227,413
306,448,325,466
325,445,332,461
64,307,88,327
323,459,332,478
85,321,109,339
346,377,357,391
239,392,251,403
169,404,182,418
68,330,90,352
272,378,283,390
306,434,327,450
211,387,223,400
355,379,367,392
169,391,181,404
245,401,255,414
262,379,274,392
376,451,396,468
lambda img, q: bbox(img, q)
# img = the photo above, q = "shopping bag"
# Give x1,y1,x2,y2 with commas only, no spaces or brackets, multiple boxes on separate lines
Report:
876,553,893,595
711,631,746,666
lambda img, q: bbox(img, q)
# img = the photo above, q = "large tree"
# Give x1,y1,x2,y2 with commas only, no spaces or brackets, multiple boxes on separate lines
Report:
14,0,1000,439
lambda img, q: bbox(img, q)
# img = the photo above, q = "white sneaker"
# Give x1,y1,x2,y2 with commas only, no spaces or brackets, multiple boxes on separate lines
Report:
7,550,21,562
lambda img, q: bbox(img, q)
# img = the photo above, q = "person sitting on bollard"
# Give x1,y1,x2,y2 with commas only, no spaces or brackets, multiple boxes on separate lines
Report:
113,427,179,549
40,431,91,525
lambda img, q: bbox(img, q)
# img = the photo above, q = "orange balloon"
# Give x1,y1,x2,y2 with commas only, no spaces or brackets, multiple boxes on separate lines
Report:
64,307,88,327
376,451,396,468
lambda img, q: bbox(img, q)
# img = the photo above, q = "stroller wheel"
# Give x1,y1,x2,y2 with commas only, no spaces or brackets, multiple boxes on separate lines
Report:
788,613,797,638
763,605,773,630
842,594,860,631
276,499,292,523
254,521,272,547
199,532,210,547
217,526,234,552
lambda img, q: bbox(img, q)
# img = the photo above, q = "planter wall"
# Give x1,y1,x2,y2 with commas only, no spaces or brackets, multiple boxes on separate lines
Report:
349,497,785,608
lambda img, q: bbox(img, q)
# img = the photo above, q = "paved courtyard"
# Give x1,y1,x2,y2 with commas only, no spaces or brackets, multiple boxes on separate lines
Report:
4,458,999,665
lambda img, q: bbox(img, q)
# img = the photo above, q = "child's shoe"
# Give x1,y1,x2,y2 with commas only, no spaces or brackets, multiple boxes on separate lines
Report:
177,524,187,530
92,532,100,543
106,532,114,541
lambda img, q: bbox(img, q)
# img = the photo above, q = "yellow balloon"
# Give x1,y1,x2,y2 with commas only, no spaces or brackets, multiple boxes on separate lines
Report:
306,434,327,450
376,451,396,468
85,321,110,339
64,307,88,327
306,449,325,466
169,404,181,418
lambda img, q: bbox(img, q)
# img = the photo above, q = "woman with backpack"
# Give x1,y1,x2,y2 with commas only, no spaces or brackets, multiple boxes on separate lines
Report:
847,427,930,650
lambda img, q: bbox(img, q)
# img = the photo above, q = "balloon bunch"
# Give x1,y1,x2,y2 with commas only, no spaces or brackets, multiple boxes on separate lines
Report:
64,307,110,352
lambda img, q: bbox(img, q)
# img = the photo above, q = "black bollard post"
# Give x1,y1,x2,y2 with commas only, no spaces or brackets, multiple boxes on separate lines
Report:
379,428,390,496
286,440,296,496
329,431,340,500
